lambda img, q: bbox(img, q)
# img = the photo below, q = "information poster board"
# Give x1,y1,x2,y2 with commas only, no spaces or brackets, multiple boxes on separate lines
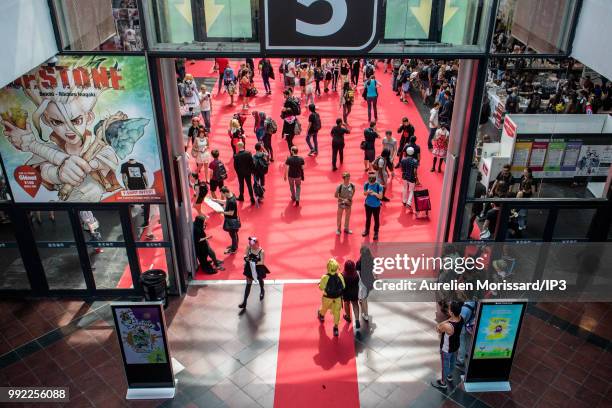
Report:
464,301,526,392
510,142,532,173
543,141,566,172
111,302,175,397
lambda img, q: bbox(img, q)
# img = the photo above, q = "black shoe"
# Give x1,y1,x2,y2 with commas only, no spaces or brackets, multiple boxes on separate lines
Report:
237,196,245,201
382,197,390,202
430,168,435,172
362,230,369,237
295,200,300,206
373,233,379,241
317,311,324,322
355,320,361,329
333,326,339,337
238,302,247,309
260,291,265,301
431,380,447,390
332,167,338,171
250,199,256,205
343,314,351,323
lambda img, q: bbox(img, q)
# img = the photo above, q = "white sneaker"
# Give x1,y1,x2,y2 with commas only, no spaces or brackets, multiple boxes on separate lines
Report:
362,314,369,321
336,230,341,235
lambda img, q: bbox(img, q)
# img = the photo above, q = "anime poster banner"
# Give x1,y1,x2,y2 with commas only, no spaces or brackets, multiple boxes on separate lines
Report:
0,55,165,203
114,306,168,364
576,145,612,177
473,303,524,360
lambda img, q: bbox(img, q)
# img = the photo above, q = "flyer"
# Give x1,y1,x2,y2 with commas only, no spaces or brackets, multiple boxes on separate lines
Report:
0,55,164,203
510,141,532,173
473,303,523,360
528,141,549,171
115,306,167,364
560,142,582,172
543,141,566,172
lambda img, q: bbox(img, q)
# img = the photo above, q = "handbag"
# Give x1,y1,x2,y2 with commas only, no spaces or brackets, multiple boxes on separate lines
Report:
360,140,368,150
223,217,241,231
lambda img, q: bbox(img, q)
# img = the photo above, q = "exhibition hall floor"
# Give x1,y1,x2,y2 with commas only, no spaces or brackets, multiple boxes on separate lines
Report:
183,59,441,281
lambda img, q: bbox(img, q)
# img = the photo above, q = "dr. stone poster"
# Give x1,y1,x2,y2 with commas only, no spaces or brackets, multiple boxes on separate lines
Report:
0,55,165,203
115,306,168,364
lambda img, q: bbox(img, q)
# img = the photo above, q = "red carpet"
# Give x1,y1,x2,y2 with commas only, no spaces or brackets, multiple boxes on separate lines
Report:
190,59,442,280
274,284,360,408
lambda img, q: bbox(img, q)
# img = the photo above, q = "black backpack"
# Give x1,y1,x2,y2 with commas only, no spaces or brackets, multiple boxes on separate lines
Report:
325,273,344,298
213,161,228,181
365,64,374,78
313,112,321,131
254,154,269,175
289,97,301,115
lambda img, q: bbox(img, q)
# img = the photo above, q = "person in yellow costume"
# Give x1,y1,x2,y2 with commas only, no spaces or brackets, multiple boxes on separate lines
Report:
317,258,346,337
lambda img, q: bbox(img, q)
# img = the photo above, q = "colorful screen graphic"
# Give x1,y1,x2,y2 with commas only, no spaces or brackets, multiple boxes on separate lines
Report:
0,55,164,203
114,306,168,364
473,303,524,360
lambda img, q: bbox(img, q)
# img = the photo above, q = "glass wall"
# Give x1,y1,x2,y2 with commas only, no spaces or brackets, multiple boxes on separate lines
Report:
0,216,28,290
52,0,143,51
492,0,579,54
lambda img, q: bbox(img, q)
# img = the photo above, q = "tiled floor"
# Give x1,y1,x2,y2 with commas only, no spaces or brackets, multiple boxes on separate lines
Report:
0,290,611,408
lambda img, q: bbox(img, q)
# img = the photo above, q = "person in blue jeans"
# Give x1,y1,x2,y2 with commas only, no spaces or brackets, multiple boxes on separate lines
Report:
364,75,381,123
432,301,464,390
362,172,383,241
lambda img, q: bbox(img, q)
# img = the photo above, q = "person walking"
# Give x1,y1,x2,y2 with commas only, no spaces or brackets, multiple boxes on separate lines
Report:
239,236,270,309
223,65,237,105
193,215,224,274
253,111,266,144
215,57,230,94
252,143,269,204
284,146,305,206
373,149,391,202
431,125,449,173
331,118,350,171
199,84,212,131
400,147,419,210
396,117,415,168
382,130,397,174
428,102,441,150
191,127,211,182
263,115,277,162
281,105,299,152
362,172,383,241
208,150,227,200
342,260,361,328
259,58,274,95
364,74,381,123
233,142,256,205
340,82,355,125
350,58,360,86
356,246,375,322
431,301,464,390
335,172,355,235
212,186,240,255
186,117,201,152
306,104,321,156
317,258,346,337
363,122,379,172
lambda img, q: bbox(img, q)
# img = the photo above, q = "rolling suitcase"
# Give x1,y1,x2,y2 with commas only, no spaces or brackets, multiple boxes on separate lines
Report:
413,188,431,218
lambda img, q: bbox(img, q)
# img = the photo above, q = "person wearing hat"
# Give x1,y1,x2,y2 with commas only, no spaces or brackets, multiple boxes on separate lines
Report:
400,146,419,210
317,258,346,337
334,172,355,235
239,236,270,309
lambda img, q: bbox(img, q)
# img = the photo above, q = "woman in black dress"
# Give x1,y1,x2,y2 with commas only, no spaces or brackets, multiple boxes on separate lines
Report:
239,236,270,309
193,215,224,274
342,260,361,328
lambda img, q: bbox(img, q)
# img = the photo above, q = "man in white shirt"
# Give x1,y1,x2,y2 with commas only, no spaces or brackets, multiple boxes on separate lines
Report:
284,59,296,89
199,84,212,131
428,102,440,150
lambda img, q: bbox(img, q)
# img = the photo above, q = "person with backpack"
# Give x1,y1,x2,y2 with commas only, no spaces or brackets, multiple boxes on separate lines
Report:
317,258,346,337
233,142,256,205
457,299,477,370
306,104,321,156
331,118,350,171
252,142,269,200
335,172,355,235
284,146,305,206
208,150,227,199
362,172,383,241
362,122,379,172
364,75,381,123
263,116,277,162
363,60,375,80
258,58,274,95
340,82,355,125
431,301,464,390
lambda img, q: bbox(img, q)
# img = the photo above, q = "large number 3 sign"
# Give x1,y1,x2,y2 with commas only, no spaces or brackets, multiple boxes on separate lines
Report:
265,0,379,52
295,0,348,37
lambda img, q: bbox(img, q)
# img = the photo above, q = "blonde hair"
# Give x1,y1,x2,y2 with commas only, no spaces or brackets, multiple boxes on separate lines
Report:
230,119,240,129
326,258,339,274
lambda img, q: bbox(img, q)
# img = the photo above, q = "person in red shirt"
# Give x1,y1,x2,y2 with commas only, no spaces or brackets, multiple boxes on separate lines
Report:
215,58,230,94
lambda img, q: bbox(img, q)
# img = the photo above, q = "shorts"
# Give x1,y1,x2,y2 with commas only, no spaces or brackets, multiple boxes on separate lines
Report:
284,76,294,87
210,179,224,192
325,72,332,81
364,149,375,162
